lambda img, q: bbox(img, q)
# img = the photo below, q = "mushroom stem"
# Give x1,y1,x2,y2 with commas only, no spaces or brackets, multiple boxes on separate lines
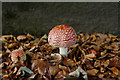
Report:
59,47,68,57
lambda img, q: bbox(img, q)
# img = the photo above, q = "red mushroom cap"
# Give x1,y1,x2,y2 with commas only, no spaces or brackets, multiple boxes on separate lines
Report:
11,49,26,62
48,24,77,48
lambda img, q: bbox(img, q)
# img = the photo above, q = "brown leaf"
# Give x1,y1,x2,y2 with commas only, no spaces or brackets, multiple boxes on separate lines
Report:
81,34,89,43
85,60,94,70
87,69,99,76
27,73,38,79
103,71,112,78
101,59,110,68
13,67,18,74
86,53,96,59
1,35,14,41
31,54,40,61
109,57,120,69
70,43,79,48
98,53,108,59
38,67,47,75
48,65,60,76
111,50,119,54
2,74,9,78
58,64,70,72
94,60,101,68
79,47,86,64
0,36,6,42
8,42,18,48
108,67,119,75
79,33,84,38
17,35,28,41
103,59,109,67
55,70,67,79
30,38,40,44
62,57,75,67
40,34,48,40
16,68,21,76
96,33,108,40
90,34,96,42
70,66,78,72
100,67,106,73
31,59,47,70
32,59,48,76
108,34,118,38
100,50,107,56
6,48,11,54
27,33,35,39
50,53,62,63
98,73,104,78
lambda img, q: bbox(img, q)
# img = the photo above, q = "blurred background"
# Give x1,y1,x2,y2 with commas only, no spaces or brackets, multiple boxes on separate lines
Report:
2,2,119,37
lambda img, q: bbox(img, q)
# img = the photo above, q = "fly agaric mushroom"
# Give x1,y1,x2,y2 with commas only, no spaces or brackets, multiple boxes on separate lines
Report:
48,24,77,56
11,49,26,62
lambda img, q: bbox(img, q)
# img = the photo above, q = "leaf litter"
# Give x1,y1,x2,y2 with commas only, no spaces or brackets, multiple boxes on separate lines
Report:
0,33,120,80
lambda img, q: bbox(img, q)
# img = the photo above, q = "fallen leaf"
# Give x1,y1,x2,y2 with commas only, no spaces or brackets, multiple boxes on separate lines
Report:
108,67,119,75
87,69,99,76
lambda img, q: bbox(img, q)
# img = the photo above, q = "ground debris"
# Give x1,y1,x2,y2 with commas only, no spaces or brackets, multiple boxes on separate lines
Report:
1,33,120,80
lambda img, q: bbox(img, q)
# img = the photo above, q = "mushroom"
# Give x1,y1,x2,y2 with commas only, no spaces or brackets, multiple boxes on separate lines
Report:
48,24,77,56
11,49,26,62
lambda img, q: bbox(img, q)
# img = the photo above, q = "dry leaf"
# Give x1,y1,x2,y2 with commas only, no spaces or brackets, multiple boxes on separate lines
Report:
87,69,99,76
50,53,62,63
55,70,67,79
1,33,120,80
48,65,60,76
17,35,28,41
108,67,119,75
62,58,75,67
94,60,101,68
8,42,18,48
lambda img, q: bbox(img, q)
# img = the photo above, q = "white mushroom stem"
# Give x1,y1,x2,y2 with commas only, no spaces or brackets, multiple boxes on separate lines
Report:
59,47,68,57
